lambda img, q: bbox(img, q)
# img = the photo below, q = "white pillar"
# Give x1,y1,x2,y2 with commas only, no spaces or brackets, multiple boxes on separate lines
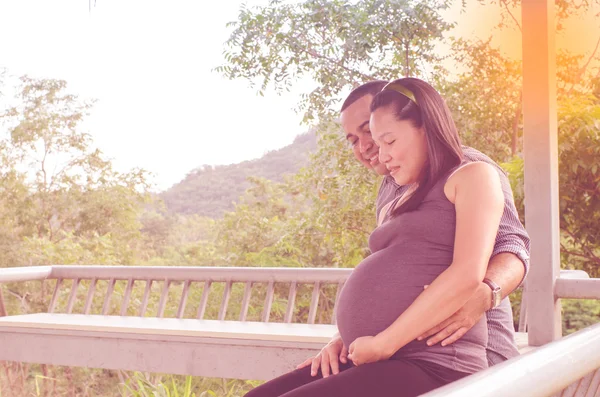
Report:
522,0,561,345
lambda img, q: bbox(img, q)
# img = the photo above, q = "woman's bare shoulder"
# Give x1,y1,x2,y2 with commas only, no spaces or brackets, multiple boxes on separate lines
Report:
444,161,500,204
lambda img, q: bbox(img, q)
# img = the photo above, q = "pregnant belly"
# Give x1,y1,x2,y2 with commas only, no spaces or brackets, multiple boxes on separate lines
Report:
335,249,448,349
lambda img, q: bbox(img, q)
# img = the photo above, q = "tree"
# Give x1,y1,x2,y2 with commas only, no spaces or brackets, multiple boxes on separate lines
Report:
0,76,152,267
215,177,293,267
218,0,600,277
281,121,378,268
0,143,29,267
218,0,455,123
435,38,522,160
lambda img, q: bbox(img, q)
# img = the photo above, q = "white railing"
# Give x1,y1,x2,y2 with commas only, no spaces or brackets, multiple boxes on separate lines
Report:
0,265,351,324
2,265,600,394
518,270,599,332
423,321,600,397
0,265,349,380
0,266,52,283
555,278,600,300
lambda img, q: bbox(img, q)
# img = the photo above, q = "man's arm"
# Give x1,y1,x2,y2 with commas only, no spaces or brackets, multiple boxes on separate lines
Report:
417,252,524,347
486,252,525,299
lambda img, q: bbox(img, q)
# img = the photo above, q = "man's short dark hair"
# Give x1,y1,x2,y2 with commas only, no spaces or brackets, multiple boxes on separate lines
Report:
340,80,389,112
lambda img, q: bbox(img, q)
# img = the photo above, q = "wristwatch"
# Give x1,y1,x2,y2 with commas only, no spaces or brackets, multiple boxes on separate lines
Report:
483,278,502,310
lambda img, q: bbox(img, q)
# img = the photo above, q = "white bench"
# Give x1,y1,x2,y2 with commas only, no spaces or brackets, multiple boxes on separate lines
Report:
0,313,337,380
0,265,346,380
0,265,536,381
0,313,337,343
3,266,600,397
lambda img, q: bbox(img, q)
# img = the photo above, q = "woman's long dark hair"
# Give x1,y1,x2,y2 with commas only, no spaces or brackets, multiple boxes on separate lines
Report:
370,78,463,217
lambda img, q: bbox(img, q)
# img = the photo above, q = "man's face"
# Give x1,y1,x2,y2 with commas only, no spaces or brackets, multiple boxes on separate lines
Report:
340,94,390,175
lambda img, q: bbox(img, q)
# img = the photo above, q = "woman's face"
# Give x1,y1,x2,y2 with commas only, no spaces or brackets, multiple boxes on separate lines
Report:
370,106,429,186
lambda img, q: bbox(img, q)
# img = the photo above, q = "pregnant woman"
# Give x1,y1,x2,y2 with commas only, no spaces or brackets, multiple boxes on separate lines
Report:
245,77,504,397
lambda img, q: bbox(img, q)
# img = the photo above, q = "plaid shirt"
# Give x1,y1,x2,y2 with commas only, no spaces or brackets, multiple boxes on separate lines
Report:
375,146,530,365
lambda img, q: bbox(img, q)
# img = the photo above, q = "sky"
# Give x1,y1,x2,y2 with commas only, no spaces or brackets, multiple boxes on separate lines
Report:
0,0,598,191
0,0,310,191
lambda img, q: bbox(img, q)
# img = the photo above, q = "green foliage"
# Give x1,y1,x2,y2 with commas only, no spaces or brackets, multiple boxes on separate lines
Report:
119,372,258,397
500,95,600,276
282,122,378,268
510,292,600,335
216,177,291,266
198,119,379,270
556,95,600,276
218,0,455,122
0,76,151,270
561,299,600,335
139,197,219,265
120,373,197,397
436,38,522,160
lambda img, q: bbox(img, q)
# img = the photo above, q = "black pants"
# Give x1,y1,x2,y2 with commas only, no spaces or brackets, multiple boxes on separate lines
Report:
244,359,470,397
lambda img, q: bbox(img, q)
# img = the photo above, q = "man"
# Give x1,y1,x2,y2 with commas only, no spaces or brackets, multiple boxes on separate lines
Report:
297,80,530,378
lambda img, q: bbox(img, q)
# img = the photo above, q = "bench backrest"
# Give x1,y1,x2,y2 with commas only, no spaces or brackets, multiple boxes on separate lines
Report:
2,266,352,325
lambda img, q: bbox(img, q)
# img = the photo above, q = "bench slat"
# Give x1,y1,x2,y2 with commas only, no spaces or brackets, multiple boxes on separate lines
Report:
48,266,352,283
0,287,6,317
239,282,252,322
0,313,338,344
139,280,153,317
0,330,324,381
197,281,212,320
49,278,63,313
66,278,80,314
331,281,344,325
218,281,232,321
308,282,320,324
285,282,297,324
177,280,191,319
157,279,171,318
121,279,134,316
102,279,117,315
262,281,274,323
584,368,600,397
84,279,97,315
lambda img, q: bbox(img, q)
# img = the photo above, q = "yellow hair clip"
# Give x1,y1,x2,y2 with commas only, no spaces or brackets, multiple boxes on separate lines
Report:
382,82,418,105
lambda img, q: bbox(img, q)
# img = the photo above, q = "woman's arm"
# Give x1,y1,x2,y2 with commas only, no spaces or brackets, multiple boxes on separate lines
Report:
375,161,504,357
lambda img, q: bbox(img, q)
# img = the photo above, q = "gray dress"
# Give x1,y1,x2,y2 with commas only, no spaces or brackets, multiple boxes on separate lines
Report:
336,168,489,374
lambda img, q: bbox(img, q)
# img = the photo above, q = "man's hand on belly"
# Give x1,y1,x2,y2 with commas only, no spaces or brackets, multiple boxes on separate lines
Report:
416,282,491,347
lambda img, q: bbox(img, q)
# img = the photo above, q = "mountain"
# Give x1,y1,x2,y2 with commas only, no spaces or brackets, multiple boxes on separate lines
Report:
160,132,317,218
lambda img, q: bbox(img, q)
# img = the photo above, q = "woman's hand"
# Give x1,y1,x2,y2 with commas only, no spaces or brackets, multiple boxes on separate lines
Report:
347,335,392,366
296,334,348,378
